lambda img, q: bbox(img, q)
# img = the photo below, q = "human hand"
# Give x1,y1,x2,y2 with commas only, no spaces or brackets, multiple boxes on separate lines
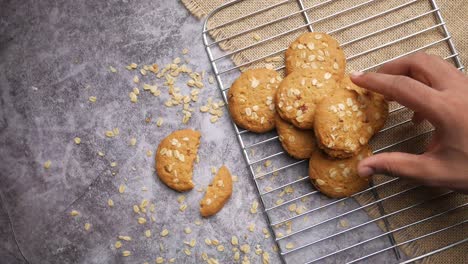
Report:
350,52,468,193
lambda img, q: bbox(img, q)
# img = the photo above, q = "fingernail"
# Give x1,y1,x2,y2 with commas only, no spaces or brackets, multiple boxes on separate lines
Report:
358,166,374,177
350,71,365,78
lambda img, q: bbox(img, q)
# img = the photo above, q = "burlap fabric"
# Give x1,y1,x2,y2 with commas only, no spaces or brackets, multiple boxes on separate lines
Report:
182,0,467,263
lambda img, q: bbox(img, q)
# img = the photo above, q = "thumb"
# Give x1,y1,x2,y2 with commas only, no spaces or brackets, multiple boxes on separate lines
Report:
358,152,441,184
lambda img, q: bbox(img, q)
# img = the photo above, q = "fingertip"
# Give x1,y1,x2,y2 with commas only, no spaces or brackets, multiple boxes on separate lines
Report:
358,166,374,178
350,71,365,79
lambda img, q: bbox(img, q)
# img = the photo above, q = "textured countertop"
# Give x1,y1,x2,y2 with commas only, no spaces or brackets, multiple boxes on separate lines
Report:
0,0,280,263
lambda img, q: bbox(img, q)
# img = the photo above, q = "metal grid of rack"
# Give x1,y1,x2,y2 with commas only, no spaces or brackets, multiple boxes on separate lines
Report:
202,0,467,263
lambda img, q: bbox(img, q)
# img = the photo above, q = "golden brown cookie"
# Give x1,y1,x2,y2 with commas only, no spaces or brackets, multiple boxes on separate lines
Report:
309,146,372,198
228,68,282,133
341,76,389,132
155,129,201,192
285,32,346,78
200,166,233,217
276,68,338,129
276,115,316,159
314,77,388,158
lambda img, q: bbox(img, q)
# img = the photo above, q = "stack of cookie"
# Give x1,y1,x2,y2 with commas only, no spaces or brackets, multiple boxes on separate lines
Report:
228,32,388,198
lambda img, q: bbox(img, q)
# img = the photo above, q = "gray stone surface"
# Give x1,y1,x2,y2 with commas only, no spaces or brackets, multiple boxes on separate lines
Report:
0,1,278,263
0,0,401,263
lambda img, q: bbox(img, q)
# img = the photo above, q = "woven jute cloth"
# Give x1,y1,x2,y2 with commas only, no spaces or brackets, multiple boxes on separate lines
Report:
182,0,468,263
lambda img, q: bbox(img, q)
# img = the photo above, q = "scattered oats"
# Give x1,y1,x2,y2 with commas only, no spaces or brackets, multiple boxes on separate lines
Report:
184,248,191,256
88,96,97,103
212,239,220,246
129,137,137,146
156,257,164,264
115,241,122,249
122,250,131,257
179,203,187,212
182,48,189,54
109,66,117,73
118,184,126,193
130,63,138,69
288,203,297,212
133,75,140,84
262,252,270,264
133,205,140,214
232,175,238,182
151,215,156,222
208,75,215,84
107,199,114,207
255,246,263,255
240,244,250,254
272,245,279,252
70,210,79,216
138,217,147,224
118,235,132,241
74,137,81,144
157,117,163,127
169,258,175,263
217,245,225,252
253,33,261,41
248,223,255,232
195,219,202,226
105,130,115,138
145,229,151,238
210,115,219,123
140,69,147,76
184,227,192,234
286,242,294,249
275,199,284,205
129,91,138,103
110,162,117,167
160,229,169,237
250,200,259,214
264,159,272,167
84,223,91,231
177,195,186,204
234,252,240,261
44,160,51,169
202,252,209,261
231,236,239,246
98,151,105,157
146,150,153,157
340,219,349,228
205,238,212,245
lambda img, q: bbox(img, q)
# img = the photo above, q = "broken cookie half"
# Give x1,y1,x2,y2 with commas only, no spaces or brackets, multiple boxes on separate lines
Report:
200,166,233,217
155,129,201,192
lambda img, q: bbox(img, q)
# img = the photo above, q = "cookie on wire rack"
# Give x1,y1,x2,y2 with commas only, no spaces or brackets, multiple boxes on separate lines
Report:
285,32,346,78
275,68,339,129
309,145,372,198
314,76,388,158
228,68,282,133
276,114,316,159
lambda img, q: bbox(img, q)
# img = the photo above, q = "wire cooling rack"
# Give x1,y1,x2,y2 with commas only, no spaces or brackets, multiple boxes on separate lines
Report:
202,0,467,263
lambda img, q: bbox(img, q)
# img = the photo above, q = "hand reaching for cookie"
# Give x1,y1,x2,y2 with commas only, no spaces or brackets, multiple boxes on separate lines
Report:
350,52,468,193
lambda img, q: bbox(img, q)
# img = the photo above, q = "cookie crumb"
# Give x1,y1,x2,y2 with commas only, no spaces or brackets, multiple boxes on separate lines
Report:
122,250,131,257
84,223,91,231
107,199,114,207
